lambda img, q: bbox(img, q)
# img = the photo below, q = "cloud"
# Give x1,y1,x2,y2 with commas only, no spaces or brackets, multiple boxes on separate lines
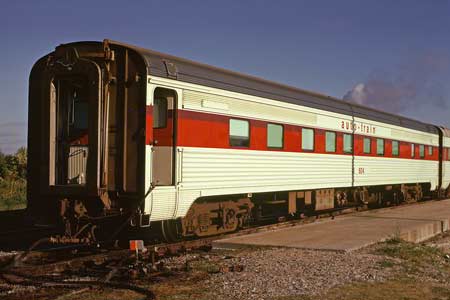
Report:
343,52,450,118
0,121,27,154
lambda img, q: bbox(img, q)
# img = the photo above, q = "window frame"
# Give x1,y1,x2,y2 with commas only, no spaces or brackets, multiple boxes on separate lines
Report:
419,144,425,159
153,97,168,129
411,144,415,158
229,118,250,148
267,123,284,149
363,137,372,154
301,127,315,152
343,133,353,154
71,100,89,131
392,140,400,157
325,131,337,153
376,138,385,156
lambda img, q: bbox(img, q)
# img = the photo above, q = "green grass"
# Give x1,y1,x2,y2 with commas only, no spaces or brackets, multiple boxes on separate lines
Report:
377,259,395,268
375,239,443,266
374,239,450,283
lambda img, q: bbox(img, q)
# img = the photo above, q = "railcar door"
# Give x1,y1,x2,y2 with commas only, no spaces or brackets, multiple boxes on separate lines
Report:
50,77,91,186
46,55,103,196
152,87,177,186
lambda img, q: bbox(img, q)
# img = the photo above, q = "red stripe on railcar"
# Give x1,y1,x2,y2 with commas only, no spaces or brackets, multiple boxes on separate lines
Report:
146,107,440,161
153,110,174,146
145,106,153,145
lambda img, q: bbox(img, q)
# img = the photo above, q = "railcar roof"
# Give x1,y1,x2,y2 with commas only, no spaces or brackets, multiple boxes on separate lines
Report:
70,40,441,134
441,127,450,138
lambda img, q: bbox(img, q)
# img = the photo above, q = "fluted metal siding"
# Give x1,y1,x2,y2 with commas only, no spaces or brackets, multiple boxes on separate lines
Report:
354,156,439,189
67,146,88,184
147,187,177,221
179,147,352,191
444,162,450,189
147,146,441,221
443,138,450,189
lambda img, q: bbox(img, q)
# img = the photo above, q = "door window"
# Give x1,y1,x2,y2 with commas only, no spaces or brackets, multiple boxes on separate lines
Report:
153,98,168,128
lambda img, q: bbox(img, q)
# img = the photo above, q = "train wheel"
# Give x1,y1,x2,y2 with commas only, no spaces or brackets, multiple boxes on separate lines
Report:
161,219,182,243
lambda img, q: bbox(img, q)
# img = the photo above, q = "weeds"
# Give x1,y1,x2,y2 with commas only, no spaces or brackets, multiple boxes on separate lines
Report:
375,240,443,265
378,259,395,268
0,178,26,211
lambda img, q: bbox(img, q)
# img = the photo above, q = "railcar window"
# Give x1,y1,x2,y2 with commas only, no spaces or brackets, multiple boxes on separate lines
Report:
364,138,371,154
428,146,433,156
302,128,314,151
153,98,168,128
377,139,385,156
267,124,283,148
392,141,399,156
229,119,250,147
70,92,88,131
343,134,353,153
419,145,425,158
411,144,415,158
325,131,336,152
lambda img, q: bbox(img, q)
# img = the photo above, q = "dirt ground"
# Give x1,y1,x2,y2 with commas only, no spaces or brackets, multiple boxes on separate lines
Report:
1,231,450,300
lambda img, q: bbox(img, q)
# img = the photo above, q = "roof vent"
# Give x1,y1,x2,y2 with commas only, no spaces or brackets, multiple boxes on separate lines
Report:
164,60,178,79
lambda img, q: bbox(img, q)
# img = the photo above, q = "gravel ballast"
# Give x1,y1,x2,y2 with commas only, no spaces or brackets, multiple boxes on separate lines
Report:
203,248,390,299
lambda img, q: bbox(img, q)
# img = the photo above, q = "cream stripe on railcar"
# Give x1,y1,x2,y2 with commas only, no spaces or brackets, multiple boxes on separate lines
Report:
151,77,438,146
351,117,439,145
182,88,438,145
354,156,439,189
173,147,352,218
183,90,323,129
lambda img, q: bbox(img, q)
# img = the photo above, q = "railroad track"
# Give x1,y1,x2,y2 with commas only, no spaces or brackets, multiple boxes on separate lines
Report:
0,203,352,298
0,198,433,251
0,199,444,299
2,196,441,247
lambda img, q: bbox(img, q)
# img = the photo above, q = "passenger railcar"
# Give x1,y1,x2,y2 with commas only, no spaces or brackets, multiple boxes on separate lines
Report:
26,40,450,242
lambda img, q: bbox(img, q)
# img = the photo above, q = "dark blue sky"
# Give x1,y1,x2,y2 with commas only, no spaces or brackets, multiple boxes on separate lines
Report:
1,0,449,153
